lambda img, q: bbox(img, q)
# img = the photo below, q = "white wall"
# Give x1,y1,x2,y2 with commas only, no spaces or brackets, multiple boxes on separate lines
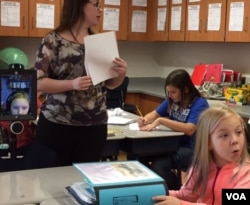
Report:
1,37,250,79
118,40,250,78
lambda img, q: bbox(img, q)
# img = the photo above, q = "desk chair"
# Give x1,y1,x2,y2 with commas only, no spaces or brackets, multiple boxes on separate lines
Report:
175,164,188,189
106,76,139,115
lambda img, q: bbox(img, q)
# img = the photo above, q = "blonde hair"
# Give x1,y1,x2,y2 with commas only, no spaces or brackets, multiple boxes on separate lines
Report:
7,91,30,112
187,106,249,196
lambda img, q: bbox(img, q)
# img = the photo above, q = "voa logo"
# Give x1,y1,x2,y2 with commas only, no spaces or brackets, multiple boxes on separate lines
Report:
226,193,246,200
222,189,250,205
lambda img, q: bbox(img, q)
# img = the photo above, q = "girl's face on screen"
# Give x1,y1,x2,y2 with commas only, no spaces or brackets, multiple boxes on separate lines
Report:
10,98,29,115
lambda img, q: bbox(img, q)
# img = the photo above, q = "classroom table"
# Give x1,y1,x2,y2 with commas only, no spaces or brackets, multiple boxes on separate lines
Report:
121,128,183,159
101,109,137,160
107,110,184,159
0,111,183,205
40,196,74,205
106,111,184,189
0,166,83,205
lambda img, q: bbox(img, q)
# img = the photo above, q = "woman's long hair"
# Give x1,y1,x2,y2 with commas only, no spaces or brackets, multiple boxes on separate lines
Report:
55,0,94,34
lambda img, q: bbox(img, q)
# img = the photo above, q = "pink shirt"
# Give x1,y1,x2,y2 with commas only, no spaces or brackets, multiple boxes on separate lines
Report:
170,160,250,205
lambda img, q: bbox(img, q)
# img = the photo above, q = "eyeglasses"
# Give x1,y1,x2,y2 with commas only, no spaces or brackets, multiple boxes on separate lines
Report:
88,1,101,9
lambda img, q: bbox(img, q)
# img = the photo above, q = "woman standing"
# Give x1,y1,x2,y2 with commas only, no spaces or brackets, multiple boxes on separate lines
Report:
34,0,127,166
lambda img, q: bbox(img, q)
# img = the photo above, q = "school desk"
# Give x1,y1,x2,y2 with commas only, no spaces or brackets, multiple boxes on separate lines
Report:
106,110,184,159
0,166,82,205
101,129,125,161
120,128,183,159
0,111,183,205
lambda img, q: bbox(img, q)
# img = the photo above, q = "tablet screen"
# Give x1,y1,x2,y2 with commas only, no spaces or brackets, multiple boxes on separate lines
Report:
0,69,37,121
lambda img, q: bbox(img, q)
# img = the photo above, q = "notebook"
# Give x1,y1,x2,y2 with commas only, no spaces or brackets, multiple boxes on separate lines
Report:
205,64,223,83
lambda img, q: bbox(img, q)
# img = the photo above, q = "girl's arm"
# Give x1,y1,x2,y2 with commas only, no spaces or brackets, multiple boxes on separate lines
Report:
150,118,196,136
138,110,160,128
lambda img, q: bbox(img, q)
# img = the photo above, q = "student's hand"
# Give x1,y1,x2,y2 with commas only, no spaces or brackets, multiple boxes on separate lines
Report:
152,195,181,205
138,116,148,127
72,76,92,91
139,117,161,131
111,57,127,75
139,123,155,131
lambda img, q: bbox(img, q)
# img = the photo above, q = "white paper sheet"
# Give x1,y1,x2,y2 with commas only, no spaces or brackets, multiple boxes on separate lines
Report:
129,123,172,131
228,2,244,31
84,31,119,85
104,0,120,5
170,6,182,31
36,4,55,29
103,8,120,31
207,3,222,31
187,5,200,31
131,10,147,32
157,8,167,31
1,1,20,27
108,116,134,125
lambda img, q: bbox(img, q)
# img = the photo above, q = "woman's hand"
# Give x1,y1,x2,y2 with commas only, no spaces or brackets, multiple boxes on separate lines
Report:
152,195,181,205
111,57,127,75
106,57,127,89
72,76,92,91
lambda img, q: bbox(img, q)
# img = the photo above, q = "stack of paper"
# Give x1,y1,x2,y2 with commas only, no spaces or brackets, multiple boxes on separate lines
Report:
65,181,96,205
84,31,119,85
107,116,134,125
107,109,134,125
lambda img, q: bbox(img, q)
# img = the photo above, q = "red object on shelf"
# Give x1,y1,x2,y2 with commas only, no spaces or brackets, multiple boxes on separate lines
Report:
191,64,207,86
205,64,223,83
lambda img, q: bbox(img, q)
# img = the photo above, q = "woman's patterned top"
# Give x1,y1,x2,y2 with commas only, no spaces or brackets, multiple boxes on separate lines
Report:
35,31,108,126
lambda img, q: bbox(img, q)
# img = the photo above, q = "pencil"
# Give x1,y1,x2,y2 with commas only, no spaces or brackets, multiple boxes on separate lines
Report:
136,105,143,117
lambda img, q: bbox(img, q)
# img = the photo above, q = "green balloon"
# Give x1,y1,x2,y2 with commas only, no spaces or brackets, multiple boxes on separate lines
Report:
0,47,29,69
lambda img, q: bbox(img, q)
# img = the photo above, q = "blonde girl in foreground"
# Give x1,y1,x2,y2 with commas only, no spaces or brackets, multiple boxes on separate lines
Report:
153,106,250,205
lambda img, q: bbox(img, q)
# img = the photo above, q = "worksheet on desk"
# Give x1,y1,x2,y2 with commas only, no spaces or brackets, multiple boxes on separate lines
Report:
84,31,119,85
129,123,172,131
107,109,135,125
108,116,134,125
